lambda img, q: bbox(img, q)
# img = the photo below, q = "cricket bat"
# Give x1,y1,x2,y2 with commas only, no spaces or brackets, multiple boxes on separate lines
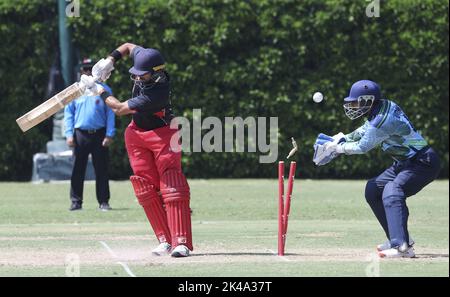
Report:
16,81,88,133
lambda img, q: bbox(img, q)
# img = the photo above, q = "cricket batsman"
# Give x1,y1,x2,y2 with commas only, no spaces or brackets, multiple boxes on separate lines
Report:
314,80,441,258
88,43,193,257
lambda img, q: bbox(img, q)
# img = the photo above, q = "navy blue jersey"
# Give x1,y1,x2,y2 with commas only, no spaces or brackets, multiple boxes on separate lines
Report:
127,82,174,130
126,46,174,131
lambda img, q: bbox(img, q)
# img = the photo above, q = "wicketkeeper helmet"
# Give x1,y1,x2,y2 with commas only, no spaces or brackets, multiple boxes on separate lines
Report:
343,80,381,120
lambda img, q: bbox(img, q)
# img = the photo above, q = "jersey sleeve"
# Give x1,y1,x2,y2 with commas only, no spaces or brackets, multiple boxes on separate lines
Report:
127,95,147,111
341,115,393,154
344,122,368,142
64,102,76,138
105,106,116,138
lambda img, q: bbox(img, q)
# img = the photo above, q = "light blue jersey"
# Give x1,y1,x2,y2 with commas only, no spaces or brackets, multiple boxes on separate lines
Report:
64,83,115,138
341,99,428,161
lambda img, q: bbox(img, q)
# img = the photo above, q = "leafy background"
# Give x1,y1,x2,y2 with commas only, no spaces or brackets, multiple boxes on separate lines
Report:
1,0,448,180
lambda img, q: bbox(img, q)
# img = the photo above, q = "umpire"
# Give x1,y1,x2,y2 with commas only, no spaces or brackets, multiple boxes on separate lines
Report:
64,58,116,211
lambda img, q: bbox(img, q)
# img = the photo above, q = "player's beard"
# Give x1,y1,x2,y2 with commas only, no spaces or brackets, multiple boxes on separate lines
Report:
131,75,153,95
130,71,168,96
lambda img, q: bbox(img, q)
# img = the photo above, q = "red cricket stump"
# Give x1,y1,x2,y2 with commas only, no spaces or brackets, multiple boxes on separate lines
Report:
278,162,285,256
278,161,297,256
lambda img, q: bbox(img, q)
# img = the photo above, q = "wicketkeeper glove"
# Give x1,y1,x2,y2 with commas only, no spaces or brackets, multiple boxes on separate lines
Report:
332,132,346,144
312,133,345,166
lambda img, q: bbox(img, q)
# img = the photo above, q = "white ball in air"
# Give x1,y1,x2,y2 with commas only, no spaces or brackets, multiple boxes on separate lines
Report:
313,92,324,103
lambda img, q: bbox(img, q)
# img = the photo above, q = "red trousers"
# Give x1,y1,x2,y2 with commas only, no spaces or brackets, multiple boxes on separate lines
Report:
125,121,193,250
125,121,181,185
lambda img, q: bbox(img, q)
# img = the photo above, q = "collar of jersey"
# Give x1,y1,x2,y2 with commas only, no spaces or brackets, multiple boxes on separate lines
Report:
367,99,386,121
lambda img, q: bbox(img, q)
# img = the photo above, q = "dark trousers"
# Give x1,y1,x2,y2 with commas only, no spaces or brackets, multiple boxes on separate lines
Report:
364,147,440,248
70,128,110,205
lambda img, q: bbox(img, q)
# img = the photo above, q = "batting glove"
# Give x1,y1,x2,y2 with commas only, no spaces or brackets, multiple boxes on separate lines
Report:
79,75,104,95
79,74,95,90
92,58,114,81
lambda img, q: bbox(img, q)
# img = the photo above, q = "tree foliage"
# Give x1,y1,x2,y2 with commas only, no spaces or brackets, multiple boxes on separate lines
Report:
1,0,448,180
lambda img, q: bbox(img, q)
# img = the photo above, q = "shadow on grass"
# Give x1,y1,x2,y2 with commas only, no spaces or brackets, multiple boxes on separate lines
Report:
417,253,449,259
192,252,300,257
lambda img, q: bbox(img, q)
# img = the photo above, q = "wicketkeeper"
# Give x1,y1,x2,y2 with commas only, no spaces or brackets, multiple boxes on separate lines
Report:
89,43,193,257
313,80,441,258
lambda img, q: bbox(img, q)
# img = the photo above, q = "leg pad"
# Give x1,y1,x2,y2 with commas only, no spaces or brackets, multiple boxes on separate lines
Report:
160,170,193,250
130,175,171,244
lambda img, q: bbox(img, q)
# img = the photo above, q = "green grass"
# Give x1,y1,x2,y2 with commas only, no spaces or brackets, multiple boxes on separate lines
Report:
0,180,448,277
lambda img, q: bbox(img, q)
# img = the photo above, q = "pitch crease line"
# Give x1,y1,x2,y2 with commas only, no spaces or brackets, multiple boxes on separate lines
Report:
267,249,291,262
99,241,136,277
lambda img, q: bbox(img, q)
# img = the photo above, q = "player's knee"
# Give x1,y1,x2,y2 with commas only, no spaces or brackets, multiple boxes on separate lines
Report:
382,181,404,206
129,175,159,207
365,179,380,203
383,181,402,197
159,169,190,202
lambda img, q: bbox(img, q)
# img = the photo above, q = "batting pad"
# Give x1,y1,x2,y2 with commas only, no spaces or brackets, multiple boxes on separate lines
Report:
160,170,193,251
130,176,172,244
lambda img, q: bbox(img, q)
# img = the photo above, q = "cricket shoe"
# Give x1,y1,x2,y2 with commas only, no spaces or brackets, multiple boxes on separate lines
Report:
377,238,415,251
99,202,112,211
171,245,190,258
151,242,171,256
378,245,416,258
69,202,82,211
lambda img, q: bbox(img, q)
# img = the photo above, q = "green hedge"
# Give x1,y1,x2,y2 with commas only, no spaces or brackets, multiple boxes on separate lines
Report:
1,0,448,180
0,0,57,180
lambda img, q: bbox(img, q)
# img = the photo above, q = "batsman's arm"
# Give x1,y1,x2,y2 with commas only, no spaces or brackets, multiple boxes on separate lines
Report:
107,43,138,63
99,91,135,116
